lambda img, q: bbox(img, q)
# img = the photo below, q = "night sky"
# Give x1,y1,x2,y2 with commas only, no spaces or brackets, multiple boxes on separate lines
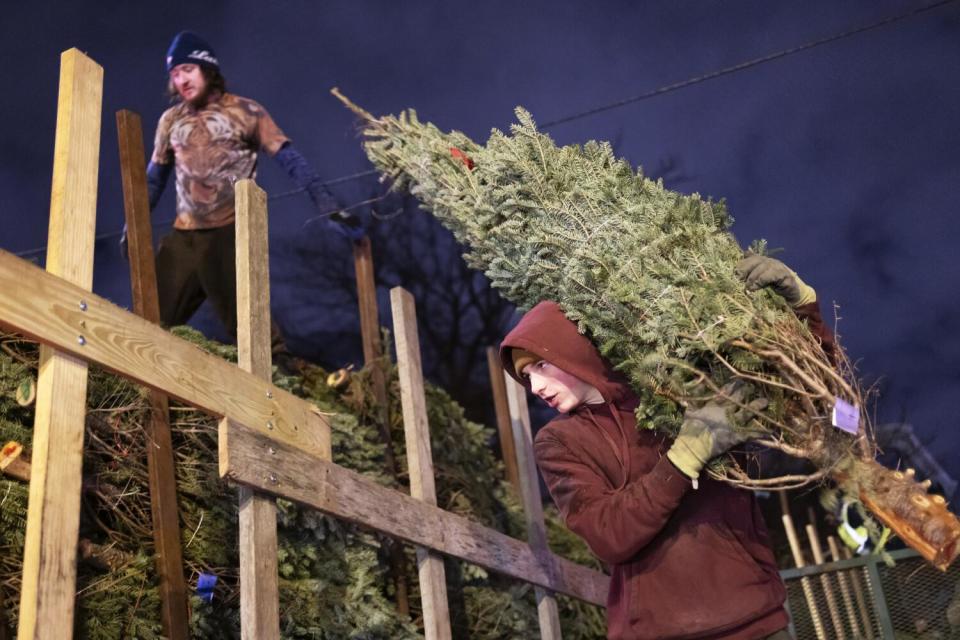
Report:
3,2,959,487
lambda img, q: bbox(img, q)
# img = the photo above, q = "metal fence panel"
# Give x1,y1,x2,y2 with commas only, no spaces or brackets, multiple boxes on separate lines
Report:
781,549,960,639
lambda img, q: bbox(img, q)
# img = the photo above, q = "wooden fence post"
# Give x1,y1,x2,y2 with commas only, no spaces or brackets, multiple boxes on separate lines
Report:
503,375,563,639
391,287,452,640
115,108,190,640
233,180,280,639
485,347,521,494
352,235,392,437
17,48,102,640
353,236,410,615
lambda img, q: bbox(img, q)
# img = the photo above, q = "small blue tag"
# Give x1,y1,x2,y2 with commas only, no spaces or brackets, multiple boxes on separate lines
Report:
832,398,859,435
197,572,218,603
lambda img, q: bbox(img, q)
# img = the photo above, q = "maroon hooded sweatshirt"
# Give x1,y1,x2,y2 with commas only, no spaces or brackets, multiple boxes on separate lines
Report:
500,301,818,640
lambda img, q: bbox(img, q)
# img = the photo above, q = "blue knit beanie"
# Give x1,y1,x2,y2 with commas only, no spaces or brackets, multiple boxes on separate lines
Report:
166,31,219,72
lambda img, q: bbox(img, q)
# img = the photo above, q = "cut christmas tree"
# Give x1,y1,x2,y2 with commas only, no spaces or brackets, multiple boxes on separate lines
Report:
334,90,960,570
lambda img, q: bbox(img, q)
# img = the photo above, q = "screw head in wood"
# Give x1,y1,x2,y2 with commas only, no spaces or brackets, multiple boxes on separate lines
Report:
268,446,276,455
268,473,279,485
77,335,86,346
266,420,274,430
266,390,273,399
79,300,88,311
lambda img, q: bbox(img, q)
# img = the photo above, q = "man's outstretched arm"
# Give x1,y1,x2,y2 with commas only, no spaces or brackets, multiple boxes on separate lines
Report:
272,142,365,240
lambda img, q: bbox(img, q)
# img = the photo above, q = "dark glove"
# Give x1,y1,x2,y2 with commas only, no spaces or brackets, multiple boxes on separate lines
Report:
119,223,129,261
328,210,366,241
735,254,816,307
666,381,768,480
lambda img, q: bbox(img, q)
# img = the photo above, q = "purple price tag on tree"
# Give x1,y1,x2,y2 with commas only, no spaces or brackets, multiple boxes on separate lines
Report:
831,397,859,435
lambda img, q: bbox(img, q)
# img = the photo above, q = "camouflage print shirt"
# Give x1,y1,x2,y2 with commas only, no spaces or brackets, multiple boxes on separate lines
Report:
151,92,290,230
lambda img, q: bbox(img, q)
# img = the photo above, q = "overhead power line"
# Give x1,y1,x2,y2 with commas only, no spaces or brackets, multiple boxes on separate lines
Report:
540,0,958,128
266,167,380,201
12,0,955,259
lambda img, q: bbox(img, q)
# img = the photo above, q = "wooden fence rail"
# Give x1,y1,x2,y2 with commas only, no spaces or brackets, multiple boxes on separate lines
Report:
0,250,331,460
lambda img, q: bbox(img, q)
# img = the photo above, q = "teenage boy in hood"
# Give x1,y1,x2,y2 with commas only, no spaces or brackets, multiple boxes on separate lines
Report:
500,255,833,640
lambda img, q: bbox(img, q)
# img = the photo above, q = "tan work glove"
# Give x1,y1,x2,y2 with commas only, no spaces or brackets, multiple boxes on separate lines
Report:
666,382,768,482
735,254,817,307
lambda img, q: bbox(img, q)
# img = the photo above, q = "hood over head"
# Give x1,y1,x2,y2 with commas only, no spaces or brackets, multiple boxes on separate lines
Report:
500,301,634,409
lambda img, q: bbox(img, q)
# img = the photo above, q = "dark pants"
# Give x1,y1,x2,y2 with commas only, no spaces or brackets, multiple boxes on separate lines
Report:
764,630,792,640
156,225,286,353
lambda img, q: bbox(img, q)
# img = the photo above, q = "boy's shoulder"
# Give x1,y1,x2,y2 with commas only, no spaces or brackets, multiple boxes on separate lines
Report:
533,412,589,448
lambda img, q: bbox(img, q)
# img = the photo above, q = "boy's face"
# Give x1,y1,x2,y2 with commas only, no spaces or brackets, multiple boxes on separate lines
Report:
521,360,602,413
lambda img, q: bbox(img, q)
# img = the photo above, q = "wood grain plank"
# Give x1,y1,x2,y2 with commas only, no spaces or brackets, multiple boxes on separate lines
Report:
504,375,563,639
234,181,273,381
486,347,521,494
353,238,410,616
116,110,161,323
233,179,280,639
391,288,451,640
18,48,102,640
116,108,190,640
220,419,609,607
0,250,331,462
354,236,382,366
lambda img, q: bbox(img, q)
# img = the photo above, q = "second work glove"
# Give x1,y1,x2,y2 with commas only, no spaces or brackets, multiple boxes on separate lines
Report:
735,254,816,307
666,382,768,482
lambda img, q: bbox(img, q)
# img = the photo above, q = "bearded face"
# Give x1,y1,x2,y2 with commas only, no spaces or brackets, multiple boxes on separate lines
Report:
169,63,212,107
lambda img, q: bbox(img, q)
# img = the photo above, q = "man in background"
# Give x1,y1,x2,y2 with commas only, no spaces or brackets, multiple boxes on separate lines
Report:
124,31,362,370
